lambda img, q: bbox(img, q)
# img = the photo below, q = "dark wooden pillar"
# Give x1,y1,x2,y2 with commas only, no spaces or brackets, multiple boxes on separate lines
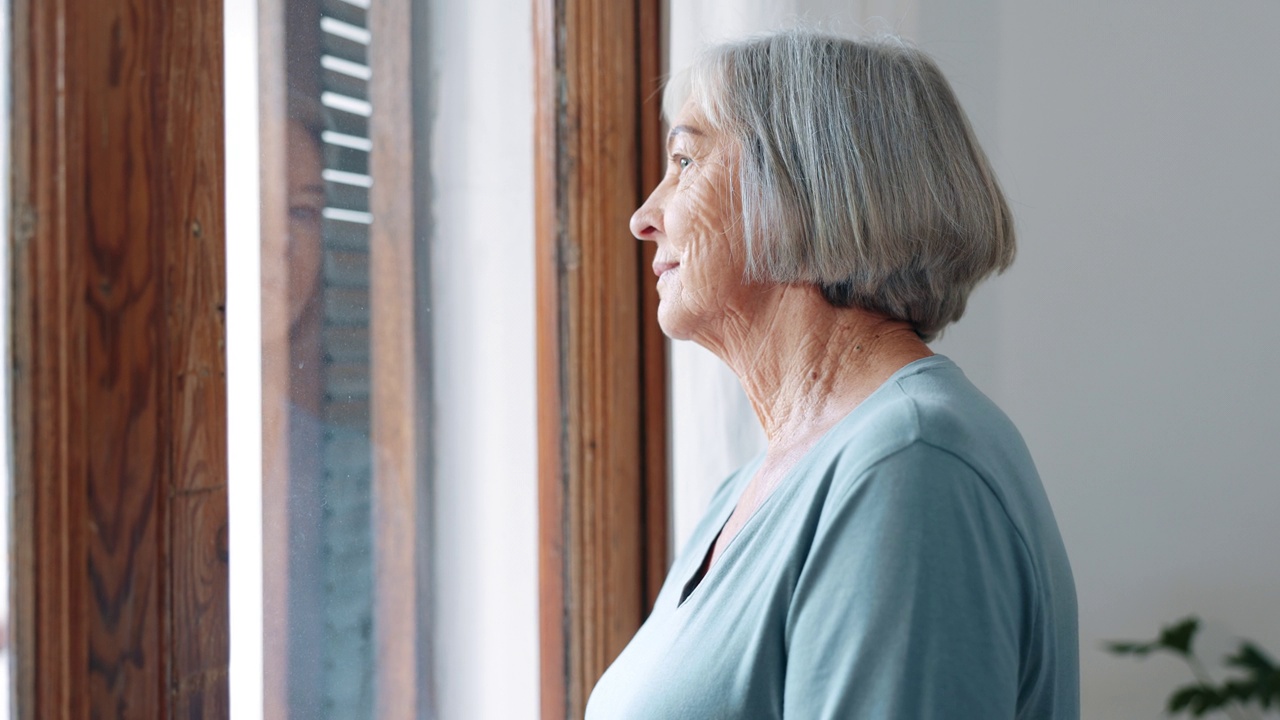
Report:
10,0,230,717
535,0,668,717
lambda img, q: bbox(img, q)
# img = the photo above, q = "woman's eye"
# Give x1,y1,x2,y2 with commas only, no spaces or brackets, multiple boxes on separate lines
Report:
290,205,321,223
679,156,691,169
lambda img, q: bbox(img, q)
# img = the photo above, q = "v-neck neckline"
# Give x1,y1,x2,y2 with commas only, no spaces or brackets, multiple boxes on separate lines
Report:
674,354,950,608
677,455,763,606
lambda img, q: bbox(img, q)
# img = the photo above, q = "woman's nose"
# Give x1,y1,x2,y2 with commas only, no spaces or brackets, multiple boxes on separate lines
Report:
630,190,663,241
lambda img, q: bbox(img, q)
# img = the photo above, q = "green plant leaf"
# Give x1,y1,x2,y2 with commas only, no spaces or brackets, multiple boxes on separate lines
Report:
1226,643,1277,674
1220,679,1254,703
1108,616,1280,715
1159,617,1200,657
1168,684,1226,716
1106,640,1158,656
1254,663,1280,708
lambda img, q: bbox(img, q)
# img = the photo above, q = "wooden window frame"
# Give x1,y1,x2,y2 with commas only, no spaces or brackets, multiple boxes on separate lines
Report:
10,0,423,715
534,0,669,717
9,0,230,716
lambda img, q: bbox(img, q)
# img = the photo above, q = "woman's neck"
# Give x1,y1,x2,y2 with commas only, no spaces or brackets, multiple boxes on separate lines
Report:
698,285,933,453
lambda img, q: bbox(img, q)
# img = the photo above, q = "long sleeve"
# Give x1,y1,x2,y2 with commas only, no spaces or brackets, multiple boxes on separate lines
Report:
783,441,1034,719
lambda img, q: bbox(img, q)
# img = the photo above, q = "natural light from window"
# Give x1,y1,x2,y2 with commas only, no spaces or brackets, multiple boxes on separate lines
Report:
225,0,265,718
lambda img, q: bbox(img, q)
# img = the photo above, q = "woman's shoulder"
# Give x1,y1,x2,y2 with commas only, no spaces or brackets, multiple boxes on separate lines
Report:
827,355,1034,483
812,357,1071,593
805,355,1053,550
790,358,1078,719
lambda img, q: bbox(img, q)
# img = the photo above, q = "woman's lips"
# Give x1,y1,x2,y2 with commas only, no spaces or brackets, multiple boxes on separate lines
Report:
653,261,679,277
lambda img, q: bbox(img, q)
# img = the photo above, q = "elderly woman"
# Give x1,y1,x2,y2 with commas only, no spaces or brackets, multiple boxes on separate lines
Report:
586,31,1078,719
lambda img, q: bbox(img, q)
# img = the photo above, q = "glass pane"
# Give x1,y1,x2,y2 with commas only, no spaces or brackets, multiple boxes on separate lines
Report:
267,0,379,716
230,0,543,716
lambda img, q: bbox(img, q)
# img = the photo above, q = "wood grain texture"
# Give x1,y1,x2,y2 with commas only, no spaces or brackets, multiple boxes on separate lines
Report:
368,0,423,717
533,1,568,715
10,0,89,714
535,0,669,716
10,0,229,717
161,2,232,715
635,0,670,615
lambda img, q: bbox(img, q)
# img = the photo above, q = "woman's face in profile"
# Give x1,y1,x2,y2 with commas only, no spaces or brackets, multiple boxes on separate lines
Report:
287,119,326,329
630,97,751,343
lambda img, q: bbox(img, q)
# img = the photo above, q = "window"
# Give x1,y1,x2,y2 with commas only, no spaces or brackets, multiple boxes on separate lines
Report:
254,0,427,717
8,0,669,716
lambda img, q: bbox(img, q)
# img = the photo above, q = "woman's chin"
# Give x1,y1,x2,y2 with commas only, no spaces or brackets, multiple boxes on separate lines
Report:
656,303,696,341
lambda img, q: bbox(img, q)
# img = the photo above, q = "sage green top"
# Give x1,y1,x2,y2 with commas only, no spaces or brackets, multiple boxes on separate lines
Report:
586,355,1079,719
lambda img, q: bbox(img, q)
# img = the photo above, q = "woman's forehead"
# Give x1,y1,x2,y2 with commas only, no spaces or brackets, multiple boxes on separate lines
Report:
671,96,707,127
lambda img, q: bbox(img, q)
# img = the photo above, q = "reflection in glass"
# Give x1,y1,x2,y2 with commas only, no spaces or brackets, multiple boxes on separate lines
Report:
266,1,377,716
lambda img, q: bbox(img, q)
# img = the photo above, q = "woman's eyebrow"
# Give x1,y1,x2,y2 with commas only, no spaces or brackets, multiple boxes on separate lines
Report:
667,124,704,149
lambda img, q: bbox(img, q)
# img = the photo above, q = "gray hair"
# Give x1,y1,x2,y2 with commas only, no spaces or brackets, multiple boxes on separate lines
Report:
669,30,1015,342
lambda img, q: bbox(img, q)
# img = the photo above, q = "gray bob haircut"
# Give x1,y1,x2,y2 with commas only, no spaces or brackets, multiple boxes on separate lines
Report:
670,30,1015,342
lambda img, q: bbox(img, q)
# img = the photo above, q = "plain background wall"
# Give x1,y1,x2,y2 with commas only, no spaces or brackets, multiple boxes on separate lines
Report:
669,1,1280,718
960,3,1280,716
425,0,539,717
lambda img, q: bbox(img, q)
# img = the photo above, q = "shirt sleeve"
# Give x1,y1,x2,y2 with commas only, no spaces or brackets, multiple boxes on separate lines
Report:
783,441,1032,719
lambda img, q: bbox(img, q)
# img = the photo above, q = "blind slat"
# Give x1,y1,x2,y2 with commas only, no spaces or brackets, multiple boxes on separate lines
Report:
320,0,368,30
325,105,370,139
323,326,371,363
324,249,371,287
323,68,369,102
322,32,368,66
324,144,370,175
323,217,371,249
326,181,370,213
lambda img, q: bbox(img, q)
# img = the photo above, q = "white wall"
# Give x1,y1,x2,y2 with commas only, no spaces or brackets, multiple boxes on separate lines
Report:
960,3,1280,717
669,2,1280,718
425,1,539,718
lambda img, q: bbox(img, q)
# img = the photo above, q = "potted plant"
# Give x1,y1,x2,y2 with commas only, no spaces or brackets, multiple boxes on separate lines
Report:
1107,616,1280,718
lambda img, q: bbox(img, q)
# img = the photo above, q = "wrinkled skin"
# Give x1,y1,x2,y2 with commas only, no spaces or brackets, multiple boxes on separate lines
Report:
630,98,933,567
630,100,762,348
